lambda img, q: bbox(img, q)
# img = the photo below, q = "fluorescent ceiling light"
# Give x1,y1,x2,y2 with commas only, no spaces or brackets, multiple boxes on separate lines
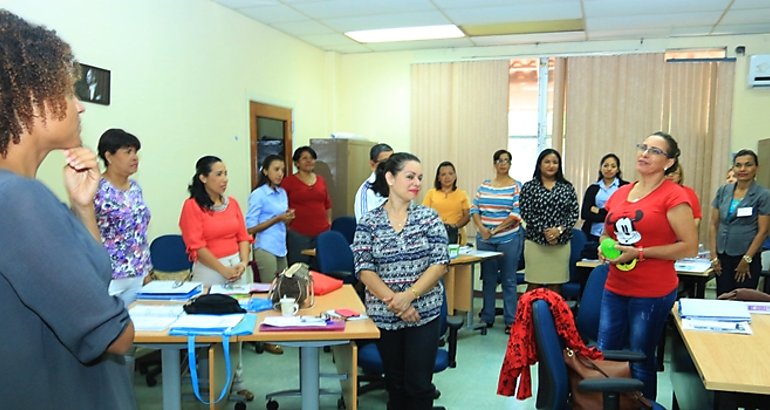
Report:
345,24,464,43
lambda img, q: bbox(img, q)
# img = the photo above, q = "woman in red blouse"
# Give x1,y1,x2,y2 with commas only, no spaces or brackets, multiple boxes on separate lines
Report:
281,146,332,265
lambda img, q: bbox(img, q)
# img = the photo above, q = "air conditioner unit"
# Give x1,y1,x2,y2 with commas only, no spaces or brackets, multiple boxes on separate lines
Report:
748,54,770,87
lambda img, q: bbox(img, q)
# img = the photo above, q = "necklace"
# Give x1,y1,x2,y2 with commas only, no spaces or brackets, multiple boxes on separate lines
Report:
628,179,664,203
385,205,408,230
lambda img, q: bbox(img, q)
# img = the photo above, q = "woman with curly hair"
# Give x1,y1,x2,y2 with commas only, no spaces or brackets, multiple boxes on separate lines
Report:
0,10,134,408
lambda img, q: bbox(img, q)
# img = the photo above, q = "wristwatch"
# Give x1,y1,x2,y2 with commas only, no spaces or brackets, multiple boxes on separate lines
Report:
742,255,753,264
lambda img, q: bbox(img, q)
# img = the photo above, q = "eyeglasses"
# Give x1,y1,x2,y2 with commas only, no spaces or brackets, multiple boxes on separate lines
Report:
495,158,511,164
635,143,669,157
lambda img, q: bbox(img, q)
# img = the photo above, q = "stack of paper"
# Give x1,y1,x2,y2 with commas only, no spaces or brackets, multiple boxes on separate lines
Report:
169,313,245,333
260,316,345,331
209,284,251,296
674,258,712,273
135,281,202,301
129,304,184,331
679,298,752,335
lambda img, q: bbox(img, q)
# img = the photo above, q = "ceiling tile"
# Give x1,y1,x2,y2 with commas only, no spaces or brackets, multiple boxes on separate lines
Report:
443,3,582,25
363,37,475,52
236,4,308,23
324,11,451,32
584,0,729,17
471,31,587,46
290,0,436,19
720,8,770,24
276,20,335,35
587,12,723,31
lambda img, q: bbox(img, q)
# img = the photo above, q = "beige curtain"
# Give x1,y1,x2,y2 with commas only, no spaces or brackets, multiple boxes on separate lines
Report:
411,60,509,237
559,53,734,240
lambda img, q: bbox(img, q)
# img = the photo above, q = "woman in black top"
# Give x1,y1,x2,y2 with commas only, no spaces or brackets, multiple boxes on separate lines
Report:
580,153,628,258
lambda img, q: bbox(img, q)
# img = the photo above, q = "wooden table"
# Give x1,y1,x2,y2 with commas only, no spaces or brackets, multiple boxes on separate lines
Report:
444,251,503,332
134,285,379,410
670,304,770,409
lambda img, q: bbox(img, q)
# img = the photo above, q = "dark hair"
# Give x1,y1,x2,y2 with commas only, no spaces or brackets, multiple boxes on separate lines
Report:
188,155,223,210
433,161,458,190
372,152,421,197
733,149,759,166
596,153,622,182
650,131,681,175
257,154,285,189
668,161,685,184
0,10,78,158
533,148,570,184
369,143,394,161
292,146,317,162
97,129,141,166
493,149,512,163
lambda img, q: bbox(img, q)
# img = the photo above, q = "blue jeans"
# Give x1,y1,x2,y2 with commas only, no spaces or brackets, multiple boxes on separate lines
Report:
597,288,676,401
477,235,522,326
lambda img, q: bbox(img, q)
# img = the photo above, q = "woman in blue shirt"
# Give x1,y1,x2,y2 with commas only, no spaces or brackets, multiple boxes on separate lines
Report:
470,149,523,334
352,152,448,410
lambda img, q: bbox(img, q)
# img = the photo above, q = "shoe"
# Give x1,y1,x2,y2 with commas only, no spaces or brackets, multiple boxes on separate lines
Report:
485,321,494,328
504,325,511,335
433,406,446,410
235,389,255,402
263,343,284,355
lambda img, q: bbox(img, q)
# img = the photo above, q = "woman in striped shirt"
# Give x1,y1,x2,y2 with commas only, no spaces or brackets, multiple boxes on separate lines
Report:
470,149,523,334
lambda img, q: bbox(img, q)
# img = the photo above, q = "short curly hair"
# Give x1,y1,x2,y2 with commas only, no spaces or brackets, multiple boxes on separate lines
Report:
0,10,79,158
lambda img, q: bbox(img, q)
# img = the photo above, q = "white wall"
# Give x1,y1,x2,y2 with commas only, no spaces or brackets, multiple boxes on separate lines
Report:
4,0,332,239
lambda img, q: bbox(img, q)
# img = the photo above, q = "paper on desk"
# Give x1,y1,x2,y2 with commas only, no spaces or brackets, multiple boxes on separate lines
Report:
210,284,251,295
250,283,272,293
746,302,770,314
674,258,711,273
681,318,752,335
129,305,184,331
262,316,330,328
138,281,202,294
679,298,751,322
469,250,503,259
169,313,245,331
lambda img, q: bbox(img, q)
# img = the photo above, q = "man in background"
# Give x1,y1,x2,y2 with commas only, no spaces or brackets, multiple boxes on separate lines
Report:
354,143,393,222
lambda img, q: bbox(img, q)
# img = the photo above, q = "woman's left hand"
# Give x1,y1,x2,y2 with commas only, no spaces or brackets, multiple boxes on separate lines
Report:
544,227,560,245
397,305,421,323
609,244,639,264
734,260,751,283
63,147,100,208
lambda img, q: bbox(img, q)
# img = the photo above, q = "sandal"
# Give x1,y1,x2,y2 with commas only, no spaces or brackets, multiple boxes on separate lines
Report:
504,325,511,335
235,389,255,402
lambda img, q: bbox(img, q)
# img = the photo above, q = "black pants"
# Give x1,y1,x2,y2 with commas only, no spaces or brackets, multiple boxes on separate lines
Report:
377,318,440,410
716,253,761,296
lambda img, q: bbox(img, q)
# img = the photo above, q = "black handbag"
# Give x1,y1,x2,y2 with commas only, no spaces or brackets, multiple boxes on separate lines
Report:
444,224,459,244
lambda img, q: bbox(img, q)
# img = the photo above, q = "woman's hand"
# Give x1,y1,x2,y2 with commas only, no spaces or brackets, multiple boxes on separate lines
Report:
718,288,770,302
234,262,247,277
734,259,751,283
711,257,722,275
220,265,243,282
480,227,492,241
590,206,600,214
544,227,561,245
63,147,100,208
384,291,414,315
281,209,296,224
608,244,639,265
398,306,421,323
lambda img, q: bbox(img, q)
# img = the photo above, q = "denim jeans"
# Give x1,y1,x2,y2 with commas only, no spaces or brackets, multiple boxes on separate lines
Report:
477,234,522,326
597,288,676,401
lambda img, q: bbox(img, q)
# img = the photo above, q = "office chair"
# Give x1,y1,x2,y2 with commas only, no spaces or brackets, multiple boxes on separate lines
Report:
315,230,357,285
331,215,357,245
574,264,609,344
136,234,193,386
357,290,464,397
532,299,653,409
561,229,587,301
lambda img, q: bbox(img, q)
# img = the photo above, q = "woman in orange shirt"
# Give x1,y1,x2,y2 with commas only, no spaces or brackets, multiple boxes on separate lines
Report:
422,161,470,244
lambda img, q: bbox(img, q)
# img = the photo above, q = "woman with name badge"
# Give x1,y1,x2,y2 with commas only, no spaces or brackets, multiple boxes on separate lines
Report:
708,149,770,295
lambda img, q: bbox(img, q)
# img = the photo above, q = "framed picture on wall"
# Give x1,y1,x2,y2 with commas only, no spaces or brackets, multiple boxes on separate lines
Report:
75,64,110,105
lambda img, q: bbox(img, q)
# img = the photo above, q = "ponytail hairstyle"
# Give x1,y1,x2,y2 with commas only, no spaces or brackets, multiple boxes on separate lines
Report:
371,152,421,197
256,154,285,189
651,131,681,176
188,155,222,210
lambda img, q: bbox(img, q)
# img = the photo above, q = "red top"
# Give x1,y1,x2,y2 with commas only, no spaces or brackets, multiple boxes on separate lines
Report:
604,180,690,297
681,184,702,219
178,197,252,262
281,174,332,237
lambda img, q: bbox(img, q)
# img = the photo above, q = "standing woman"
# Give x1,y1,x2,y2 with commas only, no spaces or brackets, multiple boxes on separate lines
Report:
179,155,254,399
95,129,152,306
470,150,523,333
520,148,579,293
282,146,332,265
580,153,628,258
709,149,770,295
352,153,448,410
0,11,134,407
598,132,698,401
665,162,702,226
422,161,470,245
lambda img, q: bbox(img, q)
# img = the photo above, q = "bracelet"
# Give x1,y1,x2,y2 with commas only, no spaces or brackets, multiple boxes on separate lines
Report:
409,287,419,298
636,247,645,262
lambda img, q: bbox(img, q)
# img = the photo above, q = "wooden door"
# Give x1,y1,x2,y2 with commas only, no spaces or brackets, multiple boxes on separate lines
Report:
249,101,292,189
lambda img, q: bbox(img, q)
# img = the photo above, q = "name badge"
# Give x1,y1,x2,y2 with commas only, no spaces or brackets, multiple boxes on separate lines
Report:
736,207,753,217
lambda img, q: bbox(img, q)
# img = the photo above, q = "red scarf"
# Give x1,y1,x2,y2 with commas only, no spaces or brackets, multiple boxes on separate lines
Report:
497,288,603,399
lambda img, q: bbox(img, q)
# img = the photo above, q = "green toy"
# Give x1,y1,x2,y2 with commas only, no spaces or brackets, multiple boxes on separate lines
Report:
600,238,621,259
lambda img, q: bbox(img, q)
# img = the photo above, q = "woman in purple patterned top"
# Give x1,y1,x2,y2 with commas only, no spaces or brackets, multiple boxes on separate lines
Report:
94,129,152,305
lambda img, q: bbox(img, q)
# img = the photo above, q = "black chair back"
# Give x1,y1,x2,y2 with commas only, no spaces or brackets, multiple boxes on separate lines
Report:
315,230,356,284
575,264,609,343
150,234,192,272
331,216,357,245
532,300,570,409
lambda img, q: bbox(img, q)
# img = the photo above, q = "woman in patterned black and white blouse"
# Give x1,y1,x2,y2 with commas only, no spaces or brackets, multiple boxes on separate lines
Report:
352,152,449,410
520,148,579,293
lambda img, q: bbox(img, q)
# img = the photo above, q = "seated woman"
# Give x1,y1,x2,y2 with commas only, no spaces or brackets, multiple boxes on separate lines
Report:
580,153,628,259
422,161,470,245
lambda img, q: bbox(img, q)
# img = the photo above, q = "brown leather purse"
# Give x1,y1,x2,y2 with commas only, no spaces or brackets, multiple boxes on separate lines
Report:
563,348,652,410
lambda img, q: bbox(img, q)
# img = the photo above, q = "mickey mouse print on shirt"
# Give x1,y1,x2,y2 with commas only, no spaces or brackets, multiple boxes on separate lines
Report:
606,209,643,270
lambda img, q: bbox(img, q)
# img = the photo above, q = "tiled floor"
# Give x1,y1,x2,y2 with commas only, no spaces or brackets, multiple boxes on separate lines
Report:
133,296,681,409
